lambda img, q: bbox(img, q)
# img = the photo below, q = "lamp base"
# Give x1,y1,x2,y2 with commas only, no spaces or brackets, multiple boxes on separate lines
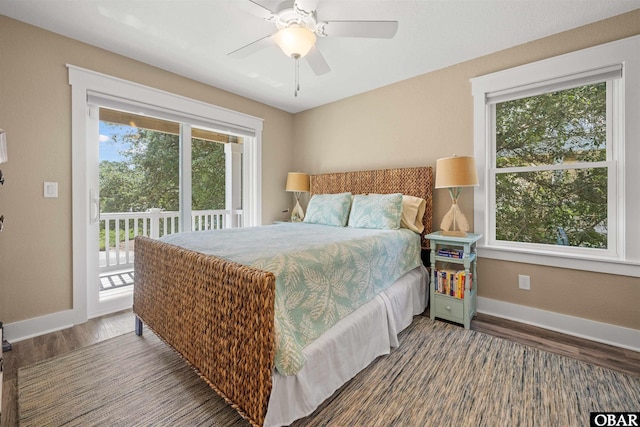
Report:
291,199,305,222
439,199,470,237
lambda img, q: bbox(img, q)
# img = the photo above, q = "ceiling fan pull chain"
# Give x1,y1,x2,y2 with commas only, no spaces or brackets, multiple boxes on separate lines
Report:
294,54,301,97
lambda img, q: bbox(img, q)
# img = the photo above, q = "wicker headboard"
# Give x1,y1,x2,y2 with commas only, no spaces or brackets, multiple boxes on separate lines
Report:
310,166,433,247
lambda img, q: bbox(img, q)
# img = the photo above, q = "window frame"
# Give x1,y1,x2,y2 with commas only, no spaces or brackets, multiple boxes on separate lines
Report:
490,81,617,257
471,35,640,277
68,65,264,322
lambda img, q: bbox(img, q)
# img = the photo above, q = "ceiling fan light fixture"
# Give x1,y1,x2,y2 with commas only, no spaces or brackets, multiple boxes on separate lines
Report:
274,24,316,58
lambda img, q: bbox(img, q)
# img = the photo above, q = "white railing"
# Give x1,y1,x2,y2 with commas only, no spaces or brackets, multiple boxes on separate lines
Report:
99,208,243,273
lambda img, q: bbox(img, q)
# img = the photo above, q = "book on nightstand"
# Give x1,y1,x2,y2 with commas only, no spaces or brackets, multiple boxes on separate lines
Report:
437,248,464,259
434,269,472,298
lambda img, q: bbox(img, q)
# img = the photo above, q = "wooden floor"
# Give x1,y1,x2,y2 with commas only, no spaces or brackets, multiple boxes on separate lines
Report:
2,309,639,426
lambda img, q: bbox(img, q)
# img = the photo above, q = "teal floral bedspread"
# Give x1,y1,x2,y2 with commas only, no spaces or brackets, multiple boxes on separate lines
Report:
160,223,421,375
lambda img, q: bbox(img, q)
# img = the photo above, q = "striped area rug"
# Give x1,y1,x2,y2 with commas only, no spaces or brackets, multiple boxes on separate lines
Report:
18,316,640,426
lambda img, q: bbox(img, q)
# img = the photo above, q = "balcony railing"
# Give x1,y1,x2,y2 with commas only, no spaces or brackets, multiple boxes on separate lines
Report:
99,208,243,273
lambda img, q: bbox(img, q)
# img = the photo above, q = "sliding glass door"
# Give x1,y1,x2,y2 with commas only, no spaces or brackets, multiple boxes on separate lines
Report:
69,65,263,323
89,107,242,316
97,109,180,302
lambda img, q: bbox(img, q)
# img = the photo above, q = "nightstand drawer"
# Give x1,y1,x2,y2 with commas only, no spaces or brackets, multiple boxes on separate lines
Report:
433,295,464,320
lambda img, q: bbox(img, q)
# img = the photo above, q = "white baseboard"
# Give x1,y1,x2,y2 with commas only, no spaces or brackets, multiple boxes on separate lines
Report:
3,309,77,343
477,297,640,353
4,295,132,344
88,296,132,319
6,297,638,353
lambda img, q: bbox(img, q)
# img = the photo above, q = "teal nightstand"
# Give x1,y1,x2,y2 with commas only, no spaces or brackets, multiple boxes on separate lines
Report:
426,232,482,329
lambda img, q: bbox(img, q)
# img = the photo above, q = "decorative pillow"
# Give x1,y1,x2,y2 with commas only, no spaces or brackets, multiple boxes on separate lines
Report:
348,193,403,229
400,195,427,233
303,192,352,226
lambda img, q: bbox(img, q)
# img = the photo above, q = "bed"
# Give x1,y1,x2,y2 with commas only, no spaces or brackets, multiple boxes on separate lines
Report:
133,166,433,426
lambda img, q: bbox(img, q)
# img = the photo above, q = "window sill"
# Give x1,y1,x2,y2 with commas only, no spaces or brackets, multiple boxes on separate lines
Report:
478,245,640,278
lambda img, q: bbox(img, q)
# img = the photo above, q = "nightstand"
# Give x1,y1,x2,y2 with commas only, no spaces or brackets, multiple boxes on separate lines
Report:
426,232,482,329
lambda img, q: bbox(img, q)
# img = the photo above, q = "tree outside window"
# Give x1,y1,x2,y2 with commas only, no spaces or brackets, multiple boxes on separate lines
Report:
494,83,608,249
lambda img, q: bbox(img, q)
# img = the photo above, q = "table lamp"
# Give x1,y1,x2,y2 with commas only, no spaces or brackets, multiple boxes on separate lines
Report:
285,172,310,222
435,155,478,237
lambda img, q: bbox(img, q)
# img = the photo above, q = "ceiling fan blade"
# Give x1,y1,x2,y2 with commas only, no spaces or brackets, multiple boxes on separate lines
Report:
319,21,398,38
294,0,320,16
237,0,277,21
305,45,331,76
228,34,276,58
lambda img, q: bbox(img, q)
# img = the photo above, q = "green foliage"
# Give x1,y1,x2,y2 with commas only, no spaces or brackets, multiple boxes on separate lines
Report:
118,128,180,211
99,160,145,213
99,126,226,213
191,138,225,210
98,124,227,249
99,225,142,251
495,83,607,249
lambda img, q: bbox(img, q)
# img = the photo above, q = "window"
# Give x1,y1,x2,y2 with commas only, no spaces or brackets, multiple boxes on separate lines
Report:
99,109,181,216
494,82,612,250
98,108,239,226
471,35,640,277
69,65,264,320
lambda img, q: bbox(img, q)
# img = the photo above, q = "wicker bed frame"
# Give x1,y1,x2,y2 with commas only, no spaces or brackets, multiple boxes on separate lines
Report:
133,166,433,426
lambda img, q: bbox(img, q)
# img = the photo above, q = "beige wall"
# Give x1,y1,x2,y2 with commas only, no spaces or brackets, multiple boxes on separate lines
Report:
1,10,639,331
0,16,294,323
293,10,640,330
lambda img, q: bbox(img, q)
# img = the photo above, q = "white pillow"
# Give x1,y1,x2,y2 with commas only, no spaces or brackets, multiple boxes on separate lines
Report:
400,195,426,233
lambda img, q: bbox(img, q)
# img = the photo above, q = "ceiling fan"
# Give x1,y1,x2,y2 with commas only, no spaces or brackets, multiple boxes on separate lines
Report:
229,0,399,96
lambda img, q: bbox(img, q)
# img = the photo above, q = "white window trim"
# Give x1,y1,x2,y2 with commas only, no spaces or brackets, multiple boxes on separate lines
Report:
68,65,264,322
471,35,640,277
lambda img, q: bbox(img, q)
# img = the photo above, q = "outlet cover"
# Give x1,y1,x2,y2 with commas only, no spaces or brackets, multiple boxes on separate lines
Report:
44,182,58,198
518,274,531,290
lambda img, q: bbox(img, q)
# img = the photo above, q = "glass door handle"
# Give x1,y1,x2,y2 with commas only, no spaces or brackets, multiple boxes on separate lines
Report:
90,189,99,224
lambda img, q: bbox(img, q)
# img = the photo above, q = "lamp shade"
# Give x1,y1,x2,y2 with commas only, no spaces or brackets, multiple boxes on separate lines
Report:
435,156,478,188
286,172,310,192
274,25,316,58
0,129,7,164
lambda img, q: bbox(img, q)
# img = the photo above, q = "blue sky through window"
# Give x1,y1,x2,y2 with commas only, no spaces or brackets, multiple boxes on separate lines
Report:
99,121,132,162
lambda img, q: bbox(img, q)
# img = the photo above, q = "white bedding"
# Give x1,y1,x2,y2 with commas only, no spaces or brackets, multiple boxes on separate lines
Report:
265,265,429,427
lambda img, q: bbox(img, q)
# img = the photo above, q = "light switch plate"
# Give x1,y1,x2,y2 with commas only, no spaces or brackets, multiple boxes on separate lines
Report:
44,181,58,198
